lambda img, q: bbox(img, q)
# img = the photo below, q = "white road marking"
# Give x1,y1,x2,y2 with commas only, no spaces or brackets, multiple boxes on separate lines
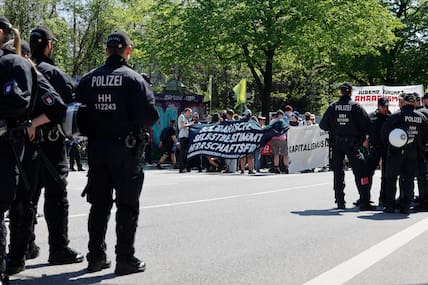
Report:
142,182,329,209
303,216,428,285
68,182,330,218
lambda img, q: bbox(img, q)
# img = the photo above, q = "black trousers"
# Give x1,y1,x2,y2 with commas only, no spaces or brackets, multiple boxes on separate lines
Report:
0,135,25,273
179,137,189,171
367,147,387,203
385,152,418,210
31,136,70,252
8,141,39,261
85,139,144,261
330,139,370,205
417,154,428,206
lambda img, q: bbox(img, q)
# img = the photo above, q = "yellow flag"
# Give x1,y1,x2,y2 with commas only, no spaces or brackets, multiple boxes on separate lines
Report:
203,75,212,102
233,79,247,108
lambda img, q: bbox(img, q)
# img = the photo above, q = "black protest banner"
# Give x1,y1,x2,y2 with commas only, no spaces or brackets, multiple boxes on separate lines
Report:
187,119,288,159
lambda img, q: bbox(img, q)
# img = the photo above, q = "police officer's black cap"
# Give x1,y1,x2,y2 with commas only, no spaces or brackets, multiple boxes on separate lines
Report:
423,93,428,100
21,40,30,56
340,82,353,92
106,31,131,49
398,92,417,103
30,26,57,43
377,97,389,106
0,16,12,33
2,39,30,56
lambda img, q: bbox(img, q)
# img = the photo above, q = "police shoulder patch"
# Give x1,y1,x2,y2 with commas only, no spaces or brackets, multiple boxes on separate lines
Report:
41,92,55,106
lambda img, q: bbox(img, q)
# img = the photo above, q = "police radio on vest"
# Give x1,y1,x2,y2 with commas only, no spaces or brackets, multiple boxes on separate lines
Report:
91,75,123,87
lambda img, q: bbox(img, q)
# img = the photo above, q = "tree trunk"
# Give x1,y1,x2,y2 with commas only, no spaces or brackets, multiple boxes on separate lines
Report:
261,50,274,118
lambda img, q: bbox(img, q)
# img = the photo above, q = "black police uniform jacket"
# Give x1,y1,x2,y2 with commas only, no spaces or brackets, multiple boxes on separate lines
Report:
32,54,76,104
381,105,428,157
416,106,428,156
32,54,76,134
416,105,428,120
32,72,67,124
368,109,390,149
0,48,34,121
319,95,370,141
76,55,159,138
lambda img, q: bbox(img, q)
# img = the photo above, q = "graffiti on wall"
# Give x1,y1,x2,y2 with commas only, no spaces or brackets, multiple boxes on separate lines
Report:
151,93,205,145
152,105,179,145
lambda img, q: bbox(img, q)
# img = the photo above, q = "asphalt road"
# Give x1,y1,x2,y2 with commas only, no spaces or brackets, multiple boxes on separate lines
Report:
8,167,428,285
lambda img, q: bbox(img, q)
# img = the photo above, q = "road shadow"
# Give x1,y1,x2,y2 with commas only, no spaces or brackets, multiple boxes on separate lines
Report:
290,207,361,216
11,268,117,285
358,212,410,220
24,262,50,270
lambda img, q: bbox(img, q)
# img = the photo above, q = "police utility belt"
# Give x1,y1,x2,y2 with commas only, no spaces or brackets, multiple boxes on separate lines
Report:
116,132,150,161
332,136,361,145
118,132,150,149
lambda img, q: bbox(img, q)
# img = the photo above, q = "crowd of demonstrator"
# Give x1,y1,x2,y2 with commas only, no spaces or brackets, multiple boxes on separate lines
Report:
154,105,317,174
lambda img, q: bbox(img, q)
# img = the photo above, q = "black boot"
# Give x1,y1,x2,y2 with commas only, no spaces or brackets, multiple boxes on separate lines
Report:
359,203,377,211
48,247,84,265
25,242,40,260
5,257,24,275
114,256,145,276
87,253,111,273
0,274,9,285
337,201,346,210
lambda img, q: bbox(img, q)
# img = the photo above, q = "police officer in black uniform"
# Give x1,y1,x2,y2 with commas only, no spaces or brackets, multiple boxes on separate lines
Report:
382,93,428,214
29,26,83,264
367,97,390,206
3,40,68,275
76,31,159,275
0,16,35,285
413,93,428,211
320,82,375,210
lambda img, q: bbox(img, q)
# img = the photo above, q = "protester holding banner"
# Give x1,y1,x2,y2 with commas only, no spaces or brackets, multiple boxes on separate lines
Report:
284,105,293,123
239,109,255,174
310,114,317,125
289,112,300,127
178,108,194,173
381,93,428,214
186,113,288,163
255,116,267,172
270,110,289,174
319,82,374,211
189,112,203,172
226,109,234,121
301,112,314,126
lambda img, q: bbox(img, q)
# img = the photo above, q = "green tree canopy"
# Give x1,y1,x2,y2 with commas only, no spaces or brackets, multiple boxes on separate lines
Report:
144,0,400,116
